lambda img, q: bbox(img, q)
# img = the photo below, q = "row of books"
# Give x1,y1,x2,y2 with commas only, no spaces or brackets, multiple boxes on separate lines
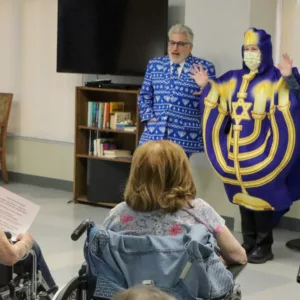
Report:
88,131,132,158
88,102,136,130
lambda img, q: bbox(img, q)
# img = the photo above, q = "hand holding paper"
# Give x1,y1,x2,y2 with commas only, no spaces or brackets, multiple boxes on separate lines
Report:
0,187,40,239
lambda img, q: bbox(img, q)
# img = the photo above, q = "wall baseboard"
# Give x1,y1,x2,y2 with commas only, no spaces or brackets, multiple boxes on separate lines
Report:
277,216,300,233
222,216,234,231
221,215,300,234
0,170,73,192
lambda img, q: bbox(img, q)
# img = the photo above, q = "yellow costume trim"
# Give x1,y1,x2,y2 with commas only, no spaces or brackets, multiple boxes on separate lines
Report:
229,119,262,146
202,73,295,189
233,193,275,210
211,107,279,175
244,29,259,46
228,130,271,161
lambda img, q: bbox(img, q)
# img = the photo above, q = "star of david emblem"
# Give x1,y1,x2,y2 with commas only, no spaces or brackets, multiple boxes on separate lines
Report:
231,98,252,125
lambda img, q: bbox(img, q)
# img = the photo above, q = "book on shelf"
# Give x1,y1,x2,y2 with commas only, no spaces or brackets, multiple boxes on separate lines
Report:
110,102,124,113
89,131,117,156
110,112,131,130
88,101,132,130
103,149,132,158
124,126,137,132
102,103,110,129
93,138,117,157
115,124,137,131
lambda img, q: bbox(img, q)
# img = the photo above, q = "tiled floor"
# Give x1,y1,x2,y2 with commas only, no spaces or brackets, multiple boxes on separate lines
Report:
2,183,300,299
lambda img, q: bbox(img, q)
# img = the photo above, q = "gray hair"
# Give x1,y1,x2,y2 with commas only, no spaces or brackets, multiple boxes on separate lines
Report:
168,24,194,45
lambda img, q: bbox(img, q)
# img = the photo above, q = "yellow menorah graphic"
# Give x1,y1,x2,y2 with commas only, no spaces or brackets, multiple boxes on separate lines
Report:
202,72,296,211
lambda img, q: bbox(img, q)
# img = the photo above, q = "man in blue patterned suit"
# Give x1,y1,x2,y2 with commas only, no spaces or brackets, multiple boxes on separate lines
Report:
138,24,216,157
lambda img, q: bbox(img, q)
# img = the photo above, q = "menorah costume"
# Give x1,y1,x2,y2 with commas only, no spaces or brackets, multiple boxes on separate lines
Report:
199,28,300,263
138,54,215,157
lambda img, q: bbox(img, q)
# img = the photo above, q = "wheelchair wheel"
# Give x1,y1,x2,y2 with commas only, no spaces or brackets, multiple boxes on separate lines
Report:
222,283,242,300
54,276,88,300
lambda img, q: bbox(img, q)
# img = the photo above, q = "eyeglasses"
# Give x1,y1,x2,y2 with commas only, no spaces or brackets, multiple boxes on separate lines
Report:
168,40,191,48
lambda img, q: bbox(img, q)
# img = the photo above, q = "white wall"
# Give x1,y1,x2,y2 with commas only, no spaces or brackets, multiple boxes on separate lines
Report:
185,0,277,77
185,0,252,76
0,0,82,143
168,0,186,27
280,0,300,67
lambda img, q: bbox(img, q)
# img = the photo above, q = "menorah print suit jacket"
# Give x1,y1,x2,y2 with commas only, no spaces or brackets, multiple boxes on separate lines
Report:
200,28,300,212
138,54,215,156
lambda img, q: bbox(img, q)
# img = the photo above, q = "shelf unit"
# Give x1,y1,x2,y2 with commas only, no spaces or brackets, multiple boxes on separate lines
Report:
73,86,143,206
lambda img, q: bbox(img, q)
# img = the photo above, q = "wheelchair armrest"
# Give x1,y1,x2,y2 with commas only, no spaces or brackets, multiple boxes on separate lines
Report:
227,263,247,280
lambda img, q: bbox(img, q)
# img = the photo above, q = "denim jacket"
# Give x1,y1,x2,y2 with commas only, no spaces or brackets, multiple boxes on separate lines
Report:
84,224,233,300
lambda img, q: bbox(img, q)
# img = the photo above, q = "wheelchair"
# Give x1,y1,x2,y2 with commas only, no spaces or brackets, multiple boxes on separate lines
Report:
54,220,246,300
0,233,56,300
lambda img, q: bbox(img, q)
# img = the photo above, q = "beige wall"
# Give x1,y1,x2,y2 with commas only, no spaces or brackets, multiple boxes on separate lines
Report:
190,153,238,218
250,0,277,43
279,0,300,218
0,0,83,142
185,0,252,76
6,136,73,181
280,0,300,67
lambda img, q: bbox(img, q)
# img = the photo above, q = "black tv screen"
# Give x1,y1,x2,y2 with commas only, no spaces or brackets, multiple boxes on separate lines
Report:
57,0,168,76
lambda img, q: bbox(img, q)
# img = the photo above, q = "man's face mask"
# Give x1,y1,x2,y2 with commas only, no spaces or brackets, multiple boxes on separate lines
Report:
243,51,261,71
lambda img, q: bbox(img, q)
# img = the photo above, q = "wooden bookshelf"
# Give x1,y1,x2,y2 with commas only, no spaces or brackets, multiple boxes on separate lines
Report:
73,86,143,207
76,154,132,163
77,195,117,207
78,125,136,135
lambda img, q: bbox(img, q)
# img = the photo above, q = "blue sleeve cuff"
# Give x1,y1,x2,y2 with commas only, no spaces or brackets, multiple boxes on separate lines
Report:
283,74,300,90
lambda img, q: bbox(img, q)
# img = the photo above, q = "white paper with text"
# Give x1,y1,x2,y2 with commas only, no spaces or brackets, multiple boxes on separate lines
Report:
0,187,40,238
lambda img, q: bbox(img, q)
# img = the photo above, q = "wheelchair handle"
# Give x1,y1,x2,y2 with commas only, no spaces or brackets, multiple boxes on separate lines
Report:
71,219,94,241
4,231,12,240
297,266,300,283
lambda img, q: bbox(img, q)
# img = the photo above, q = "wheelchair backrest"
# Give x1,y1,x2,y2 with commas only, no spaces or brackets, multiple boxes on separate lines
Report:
0,264,12,287
84,224,234,300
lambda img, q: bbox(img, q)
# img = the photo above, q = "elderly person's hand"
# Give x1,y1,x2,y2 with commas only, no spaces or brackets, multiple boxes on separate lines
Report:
0,229,33,265
16,232,34,252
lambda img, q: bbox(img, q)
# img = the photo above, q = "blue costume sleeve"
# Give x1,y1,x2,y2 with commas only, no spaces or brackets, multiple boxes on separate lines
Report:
283,67,300,100
138,61,155,122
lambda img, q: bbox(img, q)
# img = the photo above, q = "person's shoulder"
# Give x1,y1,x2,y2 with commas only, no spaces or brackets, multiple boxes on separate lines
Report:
192,56,215,68
148,56,169,65
190,198,211,208
109,201,129,215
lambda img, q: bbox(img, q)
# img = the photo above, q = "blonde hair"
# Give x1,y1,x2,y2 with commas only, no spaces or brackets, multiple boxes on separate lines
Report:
112,285,175,300
124,141,196,213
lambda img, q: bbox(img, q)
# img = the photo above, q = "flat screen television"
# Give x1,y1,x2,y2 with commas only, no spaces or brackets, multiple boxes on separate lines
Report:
56,0,169,76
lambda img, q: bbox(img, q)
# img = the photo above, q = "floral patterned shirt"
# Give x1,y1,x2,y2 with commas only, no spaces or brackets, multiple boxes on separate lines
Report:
103,198,225,238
